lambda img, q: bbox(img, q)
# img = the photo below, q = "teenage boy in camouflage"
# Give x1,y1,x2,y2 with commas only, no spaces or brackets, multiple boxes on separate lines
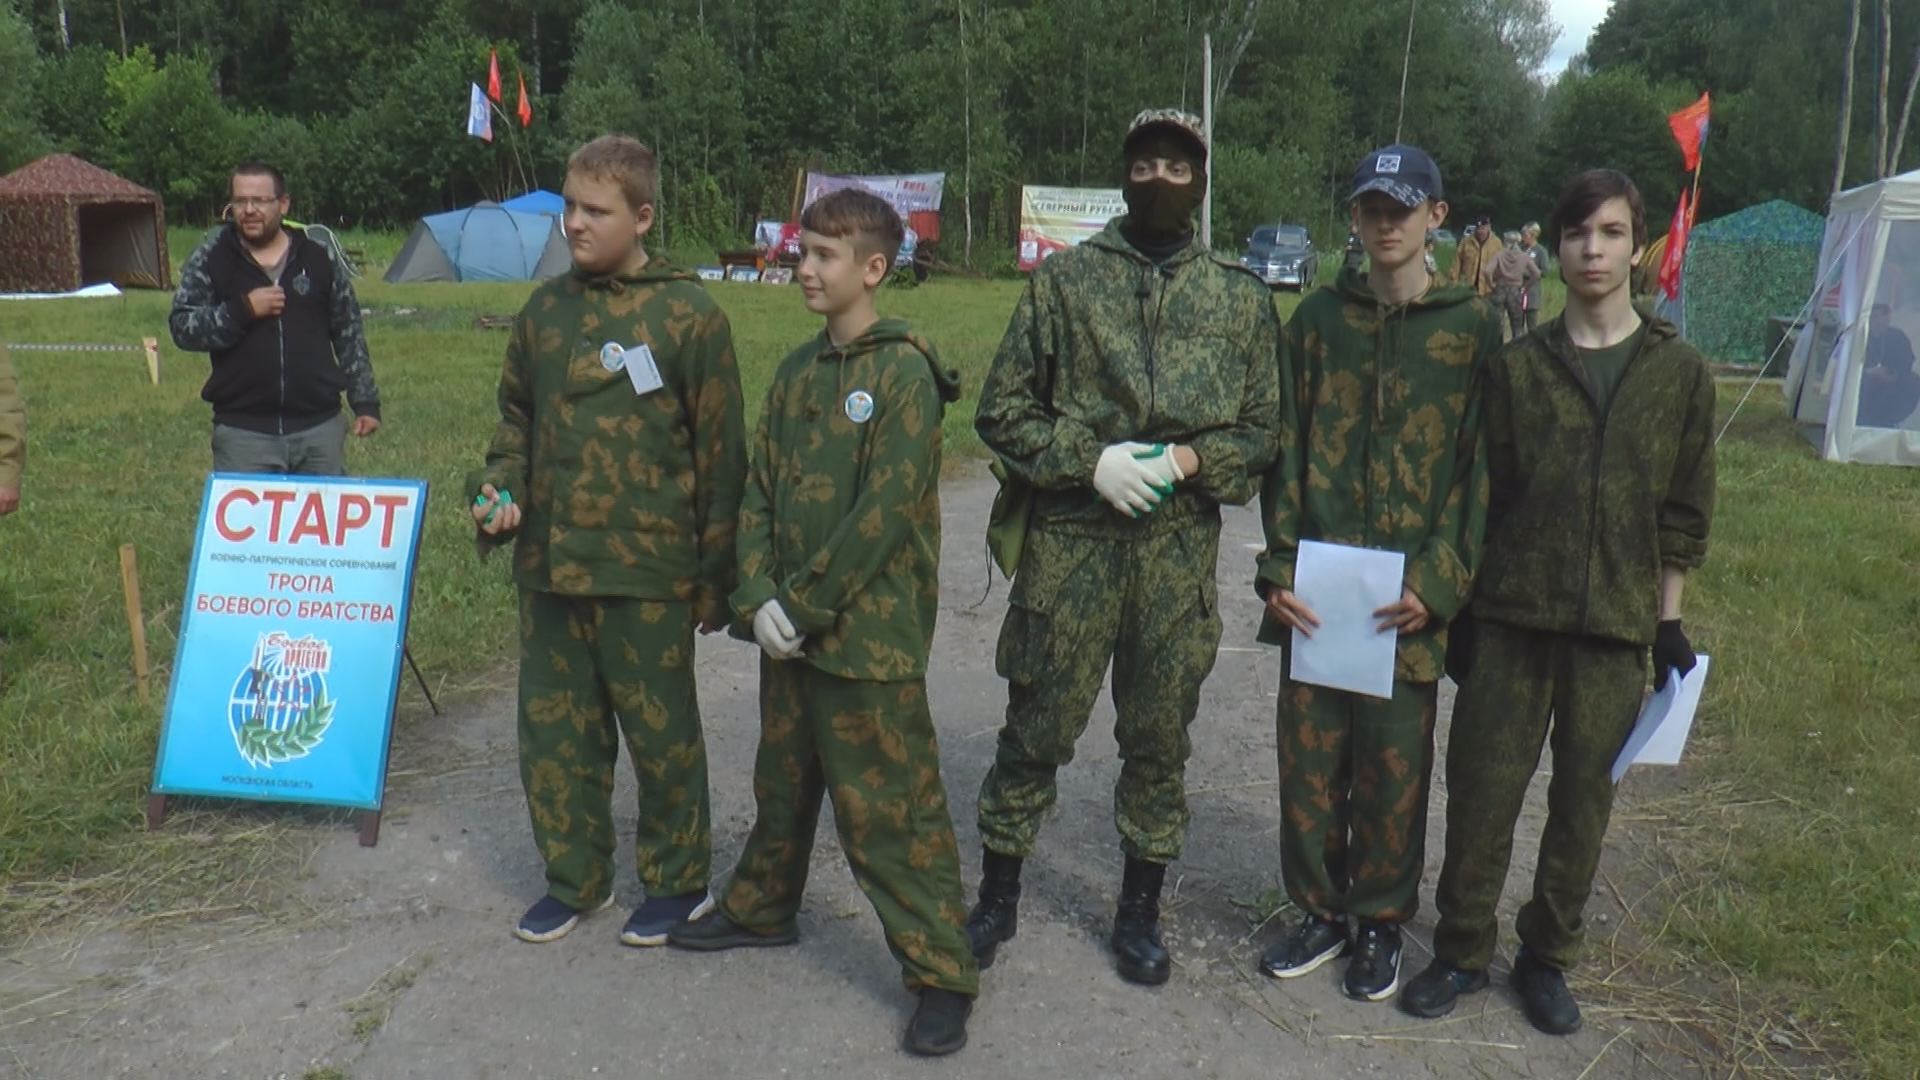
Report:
1254,144,1499,1003
470,135,747,948
967,108,1282,987
1402,169,1715,1035
667,190,976,1057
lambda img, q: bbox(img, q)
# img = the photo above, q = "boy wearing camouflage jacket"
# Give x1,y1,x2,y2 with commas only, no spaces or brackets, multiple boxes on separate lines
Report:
967,108,1282,988
471,136,747,947
1402,170,1715,1035
1255,145,1499,1003
667,190,976,1057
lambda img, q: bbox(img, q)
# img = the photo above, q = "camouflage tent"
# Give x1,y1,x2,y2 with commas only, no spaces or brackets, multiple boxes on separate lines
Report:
1674,199,1823,365
0,154,171,293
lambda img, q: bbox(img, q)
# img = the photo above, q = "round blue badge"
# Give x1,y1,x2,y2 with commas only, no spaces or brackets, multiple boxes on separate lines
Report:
599,341,625,371
845,390,875,424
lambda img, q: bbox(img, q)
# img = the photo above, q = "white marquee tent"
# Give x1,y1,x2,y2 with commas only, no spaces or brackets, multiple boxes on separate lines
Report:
1784,169,1920,465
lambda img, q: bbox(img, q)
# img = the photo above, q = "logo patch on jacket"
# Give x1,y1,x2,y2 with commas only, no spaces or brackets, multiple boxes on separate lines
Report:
845,389,875,424
291,269,312,296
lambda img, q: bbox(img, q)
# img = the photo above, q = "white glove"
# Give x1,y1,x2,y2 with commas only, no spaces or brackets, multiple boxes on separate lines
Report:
1132,443,1186,491
1093,442,1164,516
752,600,806,660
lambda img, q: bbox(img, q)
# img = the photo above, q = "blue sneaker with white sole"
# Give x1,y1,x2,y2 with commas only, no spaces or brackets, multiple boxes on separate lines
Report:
514,893,614,943
620,889,716,946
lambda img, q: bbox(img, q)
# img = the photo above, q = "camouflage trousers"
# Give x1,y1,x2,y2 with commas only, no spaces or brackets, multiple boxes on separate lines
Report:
1491,284,1527,342
1433,619,1646,971
1277,678,1438,924
720,660,979,997
977,521,1223,863
516,590,711,909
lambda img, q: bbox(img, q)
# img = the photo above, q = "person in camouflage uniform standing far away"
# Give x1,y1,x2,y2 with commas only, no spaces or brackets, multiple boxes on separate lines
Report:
469,135,747,948
1254,144,1499,1004
1401,169,1715,1035
968,107,1283,987
666,190,977,1057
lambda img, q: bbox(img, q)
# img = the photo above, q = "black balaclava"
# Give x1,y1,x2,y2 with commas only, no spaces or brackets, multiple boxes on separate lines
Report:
1121,130,1208,258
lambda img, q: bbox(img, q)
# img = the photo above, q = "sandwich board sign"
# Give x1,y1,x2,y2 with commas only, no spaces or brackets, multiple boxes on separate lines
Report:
149,474,428,844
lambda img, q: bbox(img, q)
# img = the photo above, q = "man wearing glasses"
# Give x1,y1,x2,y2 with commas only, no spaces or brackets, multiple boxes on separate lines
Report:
169,162,381,475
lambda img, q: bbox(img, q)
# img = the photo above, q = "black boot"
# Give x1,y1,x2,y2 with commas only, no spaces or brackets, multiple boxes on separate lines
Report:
1109,855,1171,986
965,849,1022,969
903,988,973,1056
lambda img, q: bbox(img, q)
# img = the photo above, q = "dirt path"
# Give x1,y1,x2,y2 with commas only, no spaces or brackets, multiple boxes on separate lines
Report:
2,468,1719,1079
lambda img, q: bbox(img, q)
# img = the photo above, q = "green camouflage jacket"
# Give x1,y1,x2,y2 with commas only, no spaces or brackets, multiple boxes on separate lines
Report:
1256,267,1500,682
0,344,21,491
470,259,747,619
975,220,1283,533
730,319,962,682
1469,309,1715,646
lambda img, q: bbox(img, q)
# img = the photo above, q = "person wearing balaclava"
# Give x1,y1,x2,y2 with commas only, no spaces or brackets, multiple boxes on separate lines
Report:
969,108,1283,987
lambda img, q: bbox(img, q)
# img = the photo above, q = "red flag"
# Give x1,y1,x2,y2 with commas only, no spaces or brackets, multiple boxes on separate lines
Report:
516,71,533,127
1668,92,1711,172
1658,189,1694,301
487,49,503,103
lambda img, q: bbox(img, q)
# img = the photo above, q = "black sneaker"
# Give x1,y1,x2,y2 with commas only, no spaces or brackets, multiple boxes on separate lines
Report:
1511,948,1582,1035
1258,913,1348,979
665,911,799,952
1399,959,1490,1018
1343,922,1404,1001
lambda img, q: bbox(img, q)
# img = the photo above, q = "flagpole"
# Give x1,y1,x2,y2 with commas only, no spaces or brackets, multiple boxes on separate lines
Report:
488,98,533,196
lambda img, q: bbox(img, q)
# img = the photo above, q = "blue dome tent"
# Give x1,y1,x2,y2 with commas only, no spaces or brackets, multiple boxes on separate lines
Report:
500,189,564,217
384,201,570,283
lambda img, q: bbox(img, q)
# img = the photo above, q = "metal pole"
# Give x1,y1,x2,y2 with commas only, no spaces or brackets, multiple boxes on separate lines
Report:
1202,33,1214,249
1396,0,1419,142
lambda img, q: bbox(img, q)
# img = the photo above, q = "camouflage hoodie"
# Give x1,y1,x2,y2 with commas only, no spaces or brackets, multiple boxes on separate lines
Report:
470,259,747,620
975,220,1282,533
1256,266,1500,681
1468,309,1715,647
730,319,963,683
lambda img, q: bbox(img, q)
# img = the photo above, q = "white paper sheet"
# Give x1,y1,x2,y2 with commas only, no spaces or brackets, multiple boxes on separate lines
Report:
0,283,122,301
1287,540,1405,700
1611,654,1710,783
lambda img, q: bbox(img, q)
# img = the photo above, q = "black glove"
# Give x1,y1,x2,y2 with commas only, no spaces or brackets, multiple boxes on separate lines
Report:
1445,610,1477,684
1651,619,1696,691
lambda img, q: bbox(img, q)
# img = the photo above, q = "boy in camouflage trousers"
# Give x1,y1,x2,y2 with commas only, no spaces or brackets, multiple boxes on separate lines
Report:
667,190,976,1057
1402,170,1714,1035
1255,144,1499,1003
470,136,747,947
967,108,1282,988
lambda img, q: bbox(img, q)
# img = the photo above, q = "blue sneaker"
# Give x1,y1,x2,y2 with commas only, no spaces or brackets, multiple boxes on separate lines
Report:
514,893,614,943
620,889,717,947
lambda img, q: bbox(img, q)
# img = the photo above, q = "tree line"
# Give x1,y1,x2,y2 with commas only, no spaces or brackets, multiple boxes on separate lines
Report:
0,0,1906,267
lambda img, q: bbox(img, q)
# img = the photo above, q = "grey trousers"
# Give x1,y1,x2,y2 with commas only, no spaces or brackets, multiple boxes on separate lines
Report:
211,412,348,476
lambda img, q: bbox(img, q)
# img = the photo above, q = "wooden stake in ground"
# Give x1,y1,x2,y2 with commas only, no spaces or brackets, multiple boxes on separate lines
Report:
142,337,159,385
119,543,150,703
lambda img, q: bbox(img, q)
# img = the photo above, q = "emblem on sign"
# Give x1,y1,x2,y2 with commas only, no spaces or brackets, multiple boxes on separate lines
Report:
845,389,875,424
229,632,336,768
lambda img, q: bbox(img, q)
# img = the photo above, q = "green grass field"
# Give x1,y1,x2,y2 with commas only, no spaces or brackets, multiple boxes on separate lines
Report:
0,234,1912,1073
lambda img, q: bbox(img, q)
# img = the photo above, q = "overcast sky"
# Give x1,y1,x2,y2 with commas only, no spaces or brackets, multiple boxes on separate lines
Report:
1544,0,1612,75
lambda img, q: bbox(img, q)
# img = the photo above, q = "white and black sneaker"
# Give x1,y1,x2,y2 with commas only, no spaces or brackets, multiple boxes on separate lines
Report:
1343,921,1404,1002
1259,913,1349,979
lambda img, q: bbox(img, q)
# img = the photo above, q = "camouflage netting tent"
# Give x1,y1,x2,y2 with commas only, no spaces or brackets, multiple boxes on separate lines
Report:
0,154,171,293
1673,199,1823,365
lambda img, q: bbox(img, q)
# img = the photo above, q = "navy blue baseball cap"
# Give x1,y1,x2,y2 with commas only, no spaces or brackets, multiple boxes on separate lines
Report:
1349,144,1443,207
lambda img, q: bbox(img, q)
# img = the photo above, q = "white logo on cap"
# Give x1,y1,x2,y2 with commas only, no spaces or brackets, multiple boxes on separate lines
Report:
1376,154,1403,174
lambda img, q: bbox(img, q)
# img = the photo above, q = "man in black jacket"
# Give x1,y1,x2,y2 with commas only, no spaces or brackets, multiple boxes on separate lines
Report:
169,163,381,475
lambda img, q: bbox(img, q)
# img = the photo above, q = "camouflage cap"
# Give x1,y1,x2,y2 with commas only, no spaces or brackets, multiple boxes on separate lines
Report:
1125,107,1208,163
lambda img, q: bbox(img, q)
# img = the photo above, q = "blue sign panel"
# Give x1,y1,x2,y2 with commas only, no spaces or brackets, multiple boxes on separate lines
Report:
152,475,428,811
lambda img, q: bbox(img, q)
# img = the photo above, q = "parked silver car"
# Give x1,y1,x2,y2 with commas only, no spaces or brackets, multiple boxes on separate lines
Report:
1240,224,1319,290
